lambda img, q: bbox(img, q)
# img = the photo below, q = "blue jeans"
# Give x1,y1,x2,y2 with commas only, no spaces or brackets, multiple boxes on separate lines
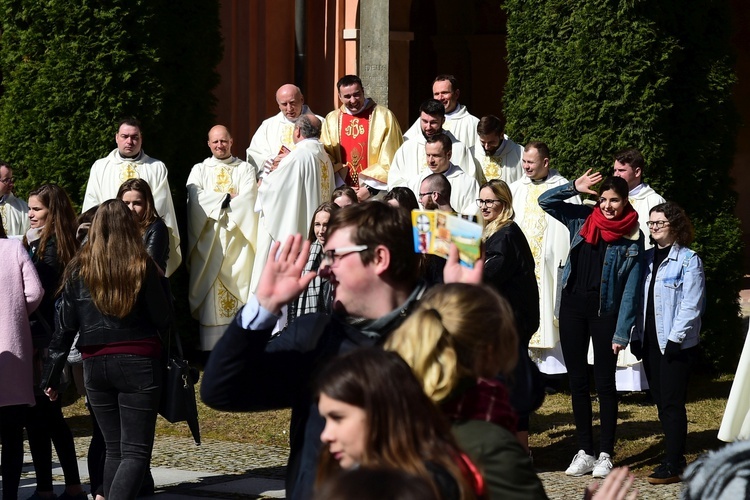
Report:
84,354,162,500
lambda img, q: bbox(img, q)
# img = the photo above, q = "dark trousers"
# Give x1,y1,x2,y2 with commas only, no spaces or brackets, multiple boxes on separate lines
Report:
26,395,81,491
559,290,618,456
87,402,106,497
642,334,695,465
84,354,162,500
0,405,27,500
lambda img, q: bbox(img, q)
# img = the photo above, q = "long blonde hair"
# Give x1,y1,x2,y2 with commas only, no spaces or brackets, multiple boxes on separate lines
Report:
64,199,149,318
385,283,519,403
480,179,515,241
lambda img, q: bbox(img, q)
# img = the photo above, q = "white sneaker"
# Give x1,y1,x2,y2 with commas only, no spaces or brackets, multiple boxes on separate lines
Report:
565,449,596,476
592,452,614,478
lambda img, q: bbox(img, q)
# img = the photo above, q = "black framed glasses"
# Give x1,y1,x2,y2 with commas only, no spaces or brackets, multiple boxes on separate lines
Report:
0,177,14,185
646,220,670,229
419,191,436,198
476,199,501,208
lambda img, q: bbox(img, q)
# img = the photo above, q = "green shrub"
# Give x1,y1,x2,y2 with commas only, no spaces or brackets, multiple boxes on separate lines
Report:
0,0,223,351
0,0,221,204
504,0,743,371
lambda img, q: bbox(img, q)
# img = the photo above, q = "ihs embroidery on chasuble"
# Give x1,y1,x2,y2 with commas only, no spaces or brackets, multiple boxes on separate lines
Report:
213,166,235,195
119,163,139,183
483,156,501,181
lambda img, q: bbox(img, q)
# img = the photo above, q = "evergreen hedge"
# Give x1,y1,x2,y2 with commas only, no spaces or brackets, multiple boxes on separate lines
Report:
503,0,743,371
0,0,222,204
0,0,223,353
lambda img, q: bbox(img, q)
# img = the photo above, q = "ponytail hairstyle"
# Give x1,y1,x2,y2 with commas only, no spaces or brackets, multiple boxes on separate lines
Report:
64,199,149,318
27,184,79,269
386,283,519,403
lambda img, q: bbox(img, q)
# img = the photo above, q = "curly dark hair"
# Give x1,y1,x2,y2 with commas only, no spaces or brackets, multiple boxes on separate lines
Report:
649,201,694,247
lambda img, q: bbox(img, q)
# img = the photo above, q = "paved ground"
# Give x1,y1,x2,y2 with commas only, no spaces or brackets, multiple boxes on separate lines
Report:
3,435,684,499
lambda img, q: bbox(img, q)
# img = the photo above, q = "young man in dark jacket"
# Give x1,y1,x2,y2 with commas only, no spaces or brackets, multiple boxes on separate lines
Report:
201,202,481,499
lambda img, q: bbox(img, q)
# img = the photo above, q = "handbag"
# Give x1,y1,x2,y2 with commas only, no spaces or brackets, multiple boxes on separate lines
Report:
159,328,201,445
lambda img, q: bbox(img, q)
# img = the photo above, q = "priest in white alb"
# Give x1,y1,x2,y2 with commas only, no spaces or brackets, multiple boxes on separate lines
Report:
612,148,666,251
82,117,182,276
612,147,665,391
388,99,483,189
511,141,580,375
187,125,258,351
250,114,335,292
246,84,323,181
403,75,480,148
0,162,29,239
406,134,480,216
472,115,524,184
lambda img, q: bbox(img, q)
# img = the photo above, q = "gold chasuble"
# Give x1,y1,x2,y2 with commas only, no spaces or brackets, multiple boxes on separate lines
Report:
321,101,403,186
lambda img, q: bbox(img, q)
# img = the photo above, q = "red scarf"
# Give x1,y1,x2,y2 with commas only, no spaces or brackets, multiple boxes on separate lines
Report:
579,203,638,244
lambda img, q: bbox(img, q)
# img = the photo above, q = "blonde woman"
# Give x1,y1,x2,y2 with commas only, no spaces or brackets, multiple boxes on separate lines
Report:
386,284,547,500
477,179,540,452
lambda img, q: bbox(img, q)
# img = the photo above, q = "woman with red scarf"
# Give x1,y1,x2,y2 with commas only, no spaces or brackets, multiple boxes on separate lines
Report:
539,169,644,480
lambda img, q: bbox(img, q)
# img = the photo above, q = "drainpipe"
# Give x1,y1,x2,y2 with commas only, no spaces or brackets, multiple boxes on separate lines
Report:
295,0,306,88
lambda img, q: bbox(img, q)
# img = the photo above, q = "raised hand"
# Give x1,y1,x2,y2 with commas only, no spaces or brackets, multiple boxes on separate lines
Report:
443,243,485,284
584,466,637,500
255,234,317,314
574,168,603,195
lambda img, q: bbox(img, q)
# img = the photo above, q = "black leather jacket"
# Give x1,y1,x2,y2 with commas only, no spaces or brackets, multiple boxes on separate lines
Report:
40,260,171,391
144,218,169,274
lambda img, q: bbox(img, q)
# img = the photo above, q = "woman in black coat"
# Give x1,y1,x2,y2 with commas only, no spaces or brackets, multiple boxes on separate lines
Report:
479,179,540,453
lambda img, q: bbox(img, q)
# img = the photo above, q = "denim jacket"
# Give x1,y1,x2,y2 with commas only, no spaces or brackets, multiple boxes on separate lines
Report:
633,244,705,353
538,182,644,346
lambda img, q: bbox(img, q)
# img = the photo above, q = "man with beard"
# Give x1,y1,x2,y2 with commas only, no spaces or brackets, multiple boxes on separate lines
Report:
187,125,259,350
321,75,403,200
247,84,323,181
403,75,480,148
405,133,479,216
82,117,182,276
419,173,454,212
471,115,524,184
388,100,483,189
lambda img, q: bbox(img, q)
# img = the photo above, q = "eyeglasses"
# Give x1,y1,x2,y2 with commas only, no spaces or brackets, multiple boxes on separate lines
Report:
476,199,501,208
419,191,436,198
646,220,670,229
322,245,369,266
0,178,14,185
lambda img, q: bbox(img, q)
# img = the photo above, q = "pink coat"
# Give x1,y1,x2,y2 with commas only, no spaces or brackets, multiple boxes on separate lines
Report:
0,238,44,407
